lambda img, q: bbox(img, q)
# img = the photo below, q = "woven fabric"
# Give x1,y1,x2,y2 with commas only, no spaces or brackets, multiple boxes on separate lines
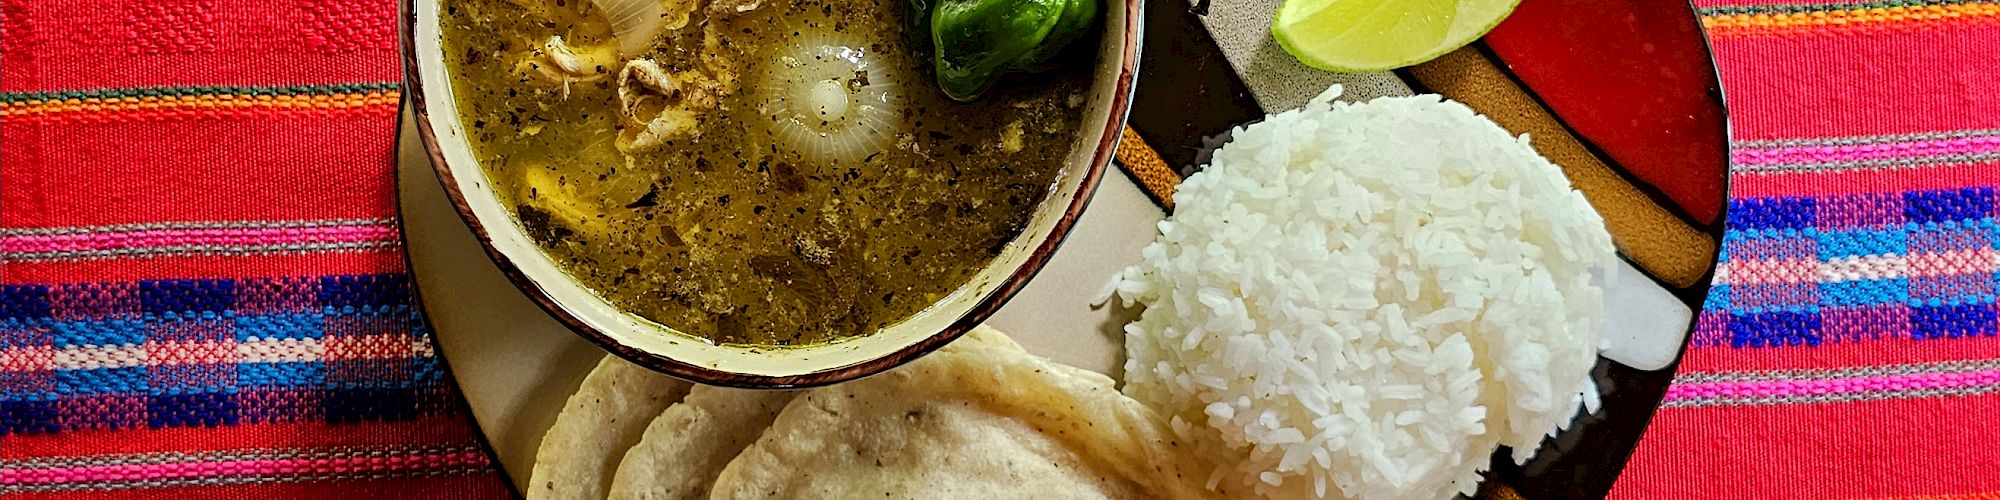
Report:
0,0,511,498
1612,1,2000,497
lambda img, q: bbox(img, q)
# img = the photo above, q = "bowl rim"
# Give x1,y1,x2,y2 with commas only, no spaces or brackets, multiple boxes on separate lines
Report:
398,0,1145,388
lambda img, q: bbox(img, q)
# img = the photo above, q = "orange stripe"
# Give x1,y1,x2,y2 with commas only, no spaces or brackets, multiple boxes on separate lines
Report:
1407,47,1717,288
0,92,400,120
1704,3,2000,36
1114,126,1182,209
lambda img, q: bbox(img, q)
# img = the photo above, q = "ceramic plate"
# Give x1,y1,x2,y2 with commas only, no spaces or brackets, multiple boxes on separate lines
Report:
399,0,1726,496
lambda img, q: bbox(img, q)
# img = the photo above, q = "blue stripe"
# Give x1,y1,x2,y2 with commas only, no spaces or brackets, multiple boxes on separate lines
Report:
56,366,147,395
1816,227,1907,259
1905,187,1994,224
1728,311,1822,348
1911,303,1997,339
1731,197,1817,230
413,354,445,383
235,312,326,341
1704,284,1731,312
1820,278,1911,307
2,317,52,344
148,392,238,428
320,304,417,319
139,279,236,314
44,312,347,348
52,319,147,348
320,274,410,309
1,400,59,435
0,285,51,320
239,361,327,387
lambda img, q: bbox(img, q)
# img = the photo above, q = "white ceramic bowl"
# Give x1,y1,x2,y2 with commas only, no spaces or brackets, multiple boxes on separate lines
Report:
401,0,1143,387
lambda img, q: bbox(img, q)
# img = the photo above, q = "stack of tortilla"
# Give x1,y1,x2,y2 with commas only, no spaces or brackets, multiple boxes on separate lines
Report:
526,326,1222,499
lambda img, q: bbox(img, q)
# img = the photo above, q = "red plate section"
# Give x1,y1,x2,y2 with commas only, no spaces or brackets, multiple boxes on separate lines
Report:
1483,0,1728,224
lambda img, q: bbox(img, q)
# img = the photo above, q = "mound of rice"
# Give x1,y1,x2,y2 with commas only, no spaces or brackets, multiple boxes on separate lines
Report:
1109,86,1615,499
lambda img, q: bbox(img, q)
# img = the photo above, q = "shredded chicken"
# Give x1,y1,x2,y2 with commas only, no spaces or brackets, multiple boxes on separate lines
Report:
616,58,705,152
609,0,756,153
515,36,619,98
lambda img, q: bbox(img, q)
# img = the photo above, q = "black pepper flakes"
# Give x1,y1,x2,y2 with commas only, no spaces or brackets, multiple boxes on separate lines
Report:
625,185,660,209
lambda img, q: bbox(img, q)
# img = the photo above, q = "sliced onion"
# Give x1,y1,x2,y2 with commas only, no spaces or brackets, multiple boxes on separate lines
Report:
589,0,668,57
754,30,904,165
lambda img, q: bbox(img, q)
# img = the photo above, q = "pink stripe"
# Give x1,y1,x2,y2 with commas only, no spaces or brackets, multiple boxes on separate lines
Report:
1663,369,2000,403
1729,160,2000,198
0,224,397,254
0,451,488,485
1733,134,2000,166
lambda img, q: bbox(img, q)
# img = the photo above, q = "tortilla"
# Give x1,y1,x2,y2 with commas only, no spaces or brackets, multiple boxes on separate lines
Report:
607,386,798,499
529,354,693,500
707,326,1221,499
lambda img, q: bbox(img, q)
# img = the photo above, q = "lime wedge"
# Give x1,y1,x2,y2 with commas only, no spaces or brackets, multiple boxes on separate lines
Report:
1272,0,1520,72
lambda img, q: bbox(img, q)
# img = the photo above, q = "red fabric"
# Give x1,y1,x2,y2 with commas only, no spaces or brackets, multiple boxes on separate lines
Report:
1,419,484,459
1629,396,2000,498
0,0,513,496
2,114,401,228
1,1,396,91
1715,21,2000,139
1681,334,2000,373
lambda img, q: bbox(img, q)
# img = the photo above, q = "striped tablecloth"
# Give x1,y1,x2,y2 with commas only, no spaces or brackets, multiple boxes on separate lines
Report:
5,0,2000,498
1611,2,2000,498
1,0,512,497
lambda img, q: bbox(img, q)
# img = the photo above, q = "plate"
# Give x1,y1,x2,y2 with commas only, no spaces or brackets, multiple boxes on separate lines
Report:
398,0,1726,496
395,109,1163,493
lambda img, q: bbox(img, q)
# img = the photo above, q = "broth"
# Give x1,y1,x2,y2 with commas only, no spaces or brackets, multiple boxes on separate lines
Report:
440,0,1090,346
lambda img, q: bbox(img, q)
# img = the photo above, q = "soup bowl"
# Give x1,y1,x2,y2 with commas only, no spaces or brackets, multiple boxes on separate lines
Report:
401,0,1142,387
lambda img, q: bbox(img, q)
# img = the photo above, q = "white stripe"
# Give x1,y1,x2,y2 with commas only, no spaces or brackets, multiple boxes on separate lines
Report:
236,337,325,364
411,337,436,358
1719,251,2000,285
1819,254,1908,282
52,344,148,370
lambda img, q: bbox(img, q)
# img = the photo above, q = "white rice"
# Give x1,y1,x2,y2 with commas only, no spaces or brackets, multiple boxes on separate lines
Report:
1110,86,1615,500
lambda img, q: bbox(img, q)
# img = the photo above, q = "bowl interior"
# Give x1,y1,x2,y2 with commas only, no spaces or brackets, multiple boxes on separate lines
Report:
407,0,1136,385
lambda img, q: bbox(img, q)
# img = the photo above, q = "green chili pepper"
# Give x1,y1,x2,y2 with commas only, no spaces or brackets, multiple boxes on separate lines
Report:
930,0,1100,101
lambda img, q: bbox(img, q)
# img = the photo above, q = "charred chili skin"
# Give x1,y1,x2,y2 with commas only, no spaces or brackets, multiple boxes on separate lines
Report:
930,0,1098,101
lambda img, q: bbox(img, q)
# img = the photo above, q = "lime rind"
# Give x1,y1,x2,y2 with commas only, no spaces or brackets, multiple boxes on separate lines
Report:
1273,0,1523,73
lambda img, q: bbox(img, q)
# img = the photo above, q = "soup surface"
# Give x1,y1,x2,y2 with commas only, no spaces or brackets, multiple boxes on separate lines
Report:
441,0,1090,346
